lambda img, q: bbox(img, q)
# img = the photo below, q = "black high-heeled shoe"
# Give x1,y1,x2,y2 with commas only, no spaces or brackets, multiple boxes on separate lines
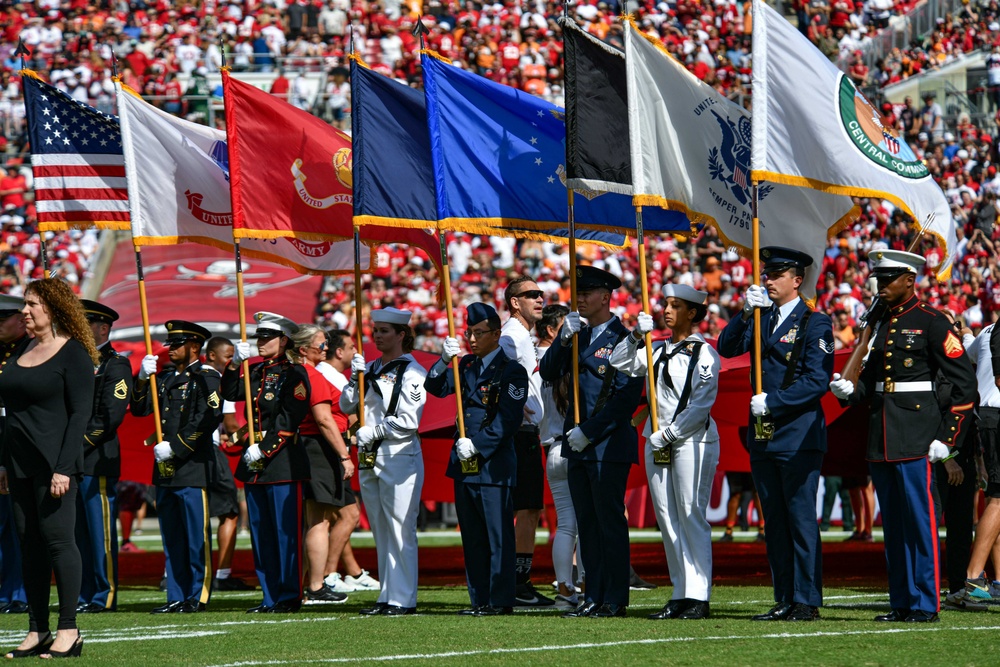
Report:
39,636,82,659
4,632,53,658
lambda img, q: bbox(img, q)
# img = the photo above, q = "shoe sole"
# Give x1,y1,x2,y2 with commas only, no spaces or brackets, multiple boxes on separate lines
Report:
514,599,556,607
303,597,348,605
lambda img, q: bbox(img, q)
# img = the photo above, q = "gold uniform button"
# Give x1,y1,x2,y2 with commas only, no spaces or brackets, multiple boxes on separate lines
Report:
886,352,892,358
885,365,891,370
890,329,897,334
915,405,920,409
951,427,956,431
887,340,894,345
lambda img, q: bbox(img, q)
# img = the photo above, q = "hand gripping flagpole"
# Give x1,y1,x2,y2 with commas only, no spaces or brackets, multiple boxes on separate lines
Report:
133,246,163,444
439,233,467,440
750,179,766,441
634,207,660,443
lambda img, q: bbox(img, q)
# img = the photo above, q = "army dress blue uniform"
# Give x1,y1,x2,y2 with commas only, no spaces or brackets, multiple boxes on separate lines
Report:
717,249,834,613
76,301,132,613
221,313,311,612
131,324,219,612
843,257,976,617
425,308,529,612
539,282,645,613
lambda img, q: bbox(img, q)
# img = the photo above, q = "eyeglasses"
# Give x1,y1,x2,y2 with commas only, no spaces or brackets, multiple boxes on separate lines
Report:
464,328,499,340
308,342,328,352
515,290,544,300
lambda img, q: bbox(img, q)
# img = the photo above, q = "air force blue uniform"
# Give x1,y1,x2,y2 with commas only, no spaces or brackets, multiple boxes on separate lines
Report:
425,347,528,609
539,316,644,609
717,257,834,610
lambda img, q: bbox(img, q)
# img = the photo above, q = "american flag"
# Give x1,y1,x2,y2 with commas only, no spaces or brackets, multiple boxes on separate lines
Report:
22,74,130,231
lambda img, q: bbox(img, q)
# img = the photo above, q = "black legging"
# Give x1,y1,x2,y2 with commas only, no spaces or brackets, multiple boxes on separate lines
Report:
9,473,82,633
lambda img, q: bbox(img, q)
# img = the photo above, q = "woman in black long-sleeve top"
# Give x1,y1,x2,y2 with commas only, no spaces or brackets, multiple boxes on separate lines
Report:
0,279,97,659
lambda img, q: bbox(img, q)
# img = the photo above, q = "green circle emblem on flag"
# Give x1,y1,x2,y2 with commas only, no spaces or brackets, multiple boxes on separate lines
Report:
838,75,928,180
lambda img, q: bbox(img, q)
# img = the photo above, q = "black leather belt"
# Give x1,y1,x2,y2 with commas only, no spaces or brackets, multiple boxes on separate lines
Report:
518,425,540,435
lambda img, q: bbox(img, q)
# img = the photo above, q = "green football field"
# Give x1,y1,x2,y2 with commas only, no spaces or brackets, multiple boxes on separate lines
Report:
1,583,997,666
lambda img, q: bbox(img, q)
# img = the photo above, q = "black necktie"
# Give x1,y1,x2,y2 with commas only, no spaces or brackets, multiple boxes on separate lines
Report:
770,307,779,336
470,357,483,380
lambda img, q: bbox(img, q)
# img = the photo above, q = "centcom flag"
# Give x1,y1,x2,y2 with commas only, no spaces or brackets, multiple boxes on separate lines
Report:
624,20,856,296
118,84,365,273
750,0,954,277
22,72,130,232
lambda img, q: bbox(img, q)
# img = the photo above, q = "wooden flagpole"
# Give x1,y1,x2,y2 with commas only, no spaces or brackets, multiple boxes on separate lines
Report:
353,225,365,428
439,233,466,439
568,189,580,425
634,207,659,435
133,246,163,443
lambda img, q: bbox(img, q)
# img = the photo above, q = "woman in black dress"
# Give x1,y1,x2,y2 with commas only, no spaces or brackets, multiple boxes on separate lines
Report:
0,279,97,659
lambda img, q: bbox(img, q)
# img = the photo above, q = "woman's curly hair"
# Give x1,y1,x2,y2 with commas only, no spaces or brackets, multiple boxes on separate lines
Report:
25,279,99,364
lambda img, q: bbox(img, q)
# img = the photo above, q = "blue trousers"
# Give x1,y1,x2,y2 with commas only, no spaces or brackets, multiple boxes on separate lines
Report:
568,459,631,607
750,449,824,607
156,486,212,605
0,493,25,605
75,475,119,609
871,458,939,613
454,480,514,607
246,483,302,607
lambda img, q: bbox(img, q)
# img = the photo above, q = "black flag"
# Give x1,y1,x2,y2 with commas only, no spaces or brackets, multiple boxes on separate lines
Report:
560,17,631,195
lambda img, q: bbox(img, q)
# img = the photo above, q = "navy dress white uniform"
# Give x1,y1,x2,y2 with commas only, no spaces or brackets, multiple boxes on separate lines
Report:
340,308,427,613
130,321,219,613
539,266,645,617
222,312,311,613
0,294,27,615
833,250,976,620
76,301,132,613
425,303,528,614
610,285,720,617
717,247,834,619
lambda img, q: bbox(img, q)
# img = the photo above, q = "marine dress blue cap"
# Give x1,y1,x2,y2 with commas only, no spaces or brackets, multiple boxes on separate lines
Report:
869,249,926,277
252,312,299,338
81,299,119,325
163,320,212,345
760,246,814,272
576,265,622,291
0,293,24,317
466,302,499,326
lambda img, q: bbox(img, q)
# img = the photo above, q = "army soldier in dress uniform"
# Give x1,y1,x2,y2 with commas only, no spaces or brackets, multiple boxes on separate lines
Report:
225,313,311,614
75,300,132,613
0,294,27,615
539,266,645,619
718,247,834,622
831,250,976,623
132,321,219,614
425,303,529,616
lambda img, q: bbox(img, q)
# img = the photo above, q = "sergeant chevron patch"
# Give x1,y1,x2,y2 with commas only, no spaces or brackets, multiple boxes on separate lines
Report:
818,339,834,354
508,385,526,400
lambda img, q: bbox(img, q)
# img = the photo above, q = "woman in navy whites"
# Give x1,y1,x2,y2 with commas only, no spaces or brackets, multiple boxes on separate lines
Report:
0,279,96,659
224,312,312,613
341,307,427,616
610,284,721,620
132,320,219,615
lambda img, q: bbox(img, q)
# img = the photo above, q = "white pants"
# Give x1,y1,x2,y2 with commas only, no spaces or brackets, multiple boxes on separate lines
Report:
359,450,424,608
546,442,582,589
646,436,719,601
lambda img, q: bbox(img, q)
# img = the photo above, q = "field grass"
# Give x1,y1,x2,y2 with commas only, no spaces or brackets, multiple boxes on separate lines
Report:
1,583,996,666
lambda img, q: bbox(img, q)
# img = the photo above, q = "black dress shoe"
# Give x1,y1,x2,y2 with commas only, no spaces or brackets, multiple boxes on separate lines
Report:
457,606,485,616
784,604,819,621
3,631,52,658
213,576,254,592
874,609,910,622
361,603,391,616
76,603,106,614
562,601,598,618
648,599,688,620
150,600,184,614
752,602,794,621
590,603,627,618
176,600,206,613
381,605,416,616
268,600,302,613
904,610,939,623
472,605,513,616
677,601,710,619
246,603,272,613
1,601,29,614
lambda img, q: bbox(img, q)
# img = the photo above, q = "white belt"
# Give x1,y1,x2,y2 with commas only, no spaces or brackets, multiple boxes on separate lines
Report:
875,381,934,393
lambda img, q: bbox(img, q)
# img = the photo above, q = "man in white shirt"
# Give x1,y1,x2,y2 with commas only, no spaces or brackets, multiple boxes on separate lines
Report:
499,277,552,607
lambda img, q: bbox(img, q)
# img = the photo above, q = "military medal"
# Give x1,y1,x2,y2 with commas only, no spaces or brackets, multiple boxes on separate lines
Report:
597,364,606,375
264,392,275,401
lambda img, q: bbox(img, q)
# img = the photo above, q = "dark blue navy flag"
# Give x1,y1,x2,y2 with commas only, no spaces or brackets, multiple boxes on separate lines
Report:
420,53,690,240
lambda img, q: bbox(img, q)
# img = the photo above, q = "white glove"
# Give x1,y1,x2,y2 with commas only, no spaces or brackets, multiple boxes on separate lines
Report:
243,443,263,465
233,341,253,365
648,430,669,451
138,354,158,381
743,284,772,314
829,373,855,400
636,312,654,336
441,337,461,363
928,439,950,463
560,312,582,344
356,425,378,449
565,427,590,452
750,393,769,417
153,441,173,462
351,353,366,380
456,437,478,460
